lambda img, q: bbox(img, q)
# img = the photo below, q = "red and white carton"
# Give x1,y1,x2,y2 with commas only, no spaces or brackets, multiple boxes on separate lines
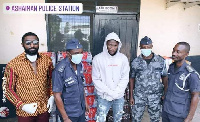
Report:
82,62,92,73
82,52,88,62
86,95,97,107
57,51,67,63
85,86,96,96
83,73,92,85
87,120,96,122
43,52,56,68
86,107,97,121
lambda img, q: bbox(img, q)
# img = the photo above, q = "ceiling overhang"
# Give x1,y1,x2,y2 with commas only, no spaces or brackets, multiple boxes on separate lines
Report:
166,0,200,9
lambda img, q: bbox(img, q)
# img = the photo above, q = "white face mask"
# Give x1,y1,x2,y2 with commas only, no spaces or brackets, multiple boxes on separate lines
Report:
141,49,152,57
71,54,83,64
26,54,37,62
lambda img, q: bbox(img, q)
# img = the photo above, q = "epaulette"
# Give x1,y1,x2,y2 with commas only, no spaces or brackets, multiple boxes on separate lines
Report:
186,65,200,79
186,65,195,73
158,55,165,60
57,62,67,73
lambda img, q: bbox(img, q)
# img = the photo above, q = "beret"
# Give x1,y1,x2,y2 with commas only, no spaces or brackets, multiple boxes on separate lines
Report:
66,38,83,50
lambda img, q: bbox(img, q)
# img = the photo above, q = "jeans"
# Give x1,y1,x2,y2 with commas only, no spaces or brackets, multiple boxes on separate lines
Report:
96,95,124,122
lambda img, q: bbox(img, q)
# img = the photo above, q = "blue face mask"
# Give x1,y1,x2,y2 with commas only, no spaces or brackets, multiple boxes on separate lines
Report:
141,49,152,57
71,54,83,64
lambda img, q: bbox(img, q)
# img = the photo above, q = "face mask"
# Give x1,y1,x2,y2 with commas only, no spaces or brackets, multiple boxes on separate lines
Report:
141,49,152,57
26,54,37,62
71,54,83,64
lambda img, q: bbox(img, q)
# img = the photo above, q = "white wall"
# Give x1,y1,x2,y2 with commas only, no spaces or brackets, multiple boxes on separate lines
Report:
1,0,200,64
0,0,46,64
138,0,200,57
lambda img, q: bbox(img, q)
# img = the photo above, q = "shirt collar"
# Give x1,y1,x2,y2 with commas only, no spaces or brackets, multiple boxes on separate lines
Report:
171,61,187,73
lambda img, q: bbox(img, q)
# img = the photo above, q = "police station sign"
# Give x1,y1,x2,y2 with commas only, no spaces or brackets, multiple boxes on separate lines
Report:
3,3,83,14
96,6,118,13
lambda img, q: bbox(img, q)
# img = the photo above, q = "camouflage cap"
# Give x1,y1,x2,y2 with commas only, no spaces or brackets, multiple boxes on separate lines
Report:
140,36,152,45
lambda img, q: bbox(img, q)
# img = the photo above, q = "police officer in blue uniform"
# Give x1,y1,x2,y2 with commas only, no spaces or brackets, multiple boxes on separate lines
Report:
162,42,200,122
52,39,89,122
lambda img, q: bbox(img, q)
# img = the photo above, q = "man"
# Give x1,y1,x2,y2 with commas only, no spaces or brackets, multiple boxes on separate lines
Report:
92,32,130,122
162,42,200,122
129,36,168,122
4,32,54,122
52,39,89,122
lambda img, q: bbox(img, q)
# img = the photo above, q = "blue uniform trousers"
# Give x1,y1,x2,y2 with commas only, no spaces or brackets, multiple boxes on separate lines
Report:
162,110,184,122
60,112,85,122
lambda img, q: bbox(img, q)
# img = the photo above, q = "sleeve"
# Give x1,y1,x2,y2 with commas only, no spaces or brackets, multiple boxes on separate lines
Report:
114,57,130,95
161,59,168,77
52,69,64,93
188,72,200,92
130,60,136,78
92,57,113,94
48,61,54,96
4,65,25,110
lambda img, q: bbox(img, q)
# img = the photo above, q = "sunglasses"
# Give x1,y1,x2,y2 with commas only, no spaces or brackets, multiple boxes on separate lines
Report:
25,40,39,45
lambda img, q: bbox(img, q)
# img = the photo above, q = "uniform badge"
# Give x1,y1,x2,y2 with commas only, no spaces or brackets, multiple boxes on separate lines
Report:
65,77,73,83
179,73,185,81
68,80,75,84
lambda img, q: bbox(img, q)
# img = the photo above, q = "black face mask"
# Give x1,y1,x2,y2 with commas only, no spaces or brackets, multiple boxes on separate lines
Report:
24,47,38,56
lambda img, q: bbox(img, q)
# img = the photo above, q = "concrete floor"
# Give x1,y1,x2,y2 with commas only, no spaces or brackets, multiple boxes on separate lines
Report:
1,100,200,122
142,100,200,122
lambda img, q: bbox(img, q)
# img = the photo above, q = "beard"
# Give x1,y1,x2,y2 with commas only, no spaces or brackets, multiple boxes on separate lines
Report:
24,47,39,55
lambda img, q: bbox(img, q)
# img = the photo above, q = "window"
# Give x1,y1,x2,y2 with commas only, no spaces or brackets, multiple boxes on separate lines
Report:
48,15,91,52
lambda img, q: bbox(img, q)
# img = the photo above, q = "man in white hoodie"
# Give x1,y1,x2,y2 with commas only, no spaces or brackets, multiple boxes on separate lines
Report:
92,32,130,122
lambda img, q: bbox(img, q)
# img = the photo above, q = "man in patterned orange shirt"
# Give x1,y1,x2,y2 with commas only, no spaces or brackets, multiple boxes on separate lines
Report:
3,32,54,122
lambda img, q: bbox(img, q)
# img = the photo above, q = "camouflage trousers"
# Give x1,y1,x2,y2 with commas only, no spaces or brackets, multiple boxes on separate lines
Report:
131,93,162,122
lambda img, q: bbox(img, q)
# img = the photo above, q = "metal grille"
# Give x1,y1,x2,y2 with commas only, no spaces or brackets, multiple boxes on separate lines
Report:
48,15,91,52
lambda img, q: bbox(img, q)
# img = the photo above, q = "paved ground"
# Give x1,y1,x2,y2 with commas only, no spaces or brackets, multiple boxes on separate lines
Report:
1,99,200,122
142,99,200,122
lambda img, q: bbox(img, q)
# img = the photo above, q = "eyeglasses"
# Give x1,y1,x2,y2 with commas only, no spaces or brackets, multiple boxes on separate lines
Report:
25,40,39,45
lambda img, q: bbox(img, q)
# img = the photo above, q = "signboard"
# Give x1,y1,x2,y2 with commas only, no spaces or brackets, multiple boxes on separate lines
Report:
3,3,83,14
96,6,118,13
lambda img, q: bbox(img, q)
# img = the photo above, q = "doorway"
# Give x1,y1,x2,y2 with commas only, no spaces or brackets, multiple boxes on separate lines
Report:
93,14,139,61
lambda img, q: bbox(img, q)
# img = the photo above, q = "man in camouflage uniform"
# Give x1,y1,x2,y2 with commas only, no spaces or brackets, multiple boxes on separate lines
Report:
129,36,168,122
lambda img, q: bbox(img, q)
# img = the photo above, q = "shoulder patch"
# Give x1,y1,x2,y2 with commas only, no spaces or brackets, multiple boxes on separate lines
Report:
58,65,65,72
186,65,195,73
57,61,67,72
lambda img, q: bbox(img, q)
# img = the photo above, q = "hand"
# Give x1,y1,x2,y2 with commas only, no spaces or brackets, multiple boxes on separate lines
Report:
161,95,165,100
47,96,54,113
63,117,72,122
85,103,90,114
129,97,135,105
184,117,192,122
22,103,37,114
0,107,9,117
